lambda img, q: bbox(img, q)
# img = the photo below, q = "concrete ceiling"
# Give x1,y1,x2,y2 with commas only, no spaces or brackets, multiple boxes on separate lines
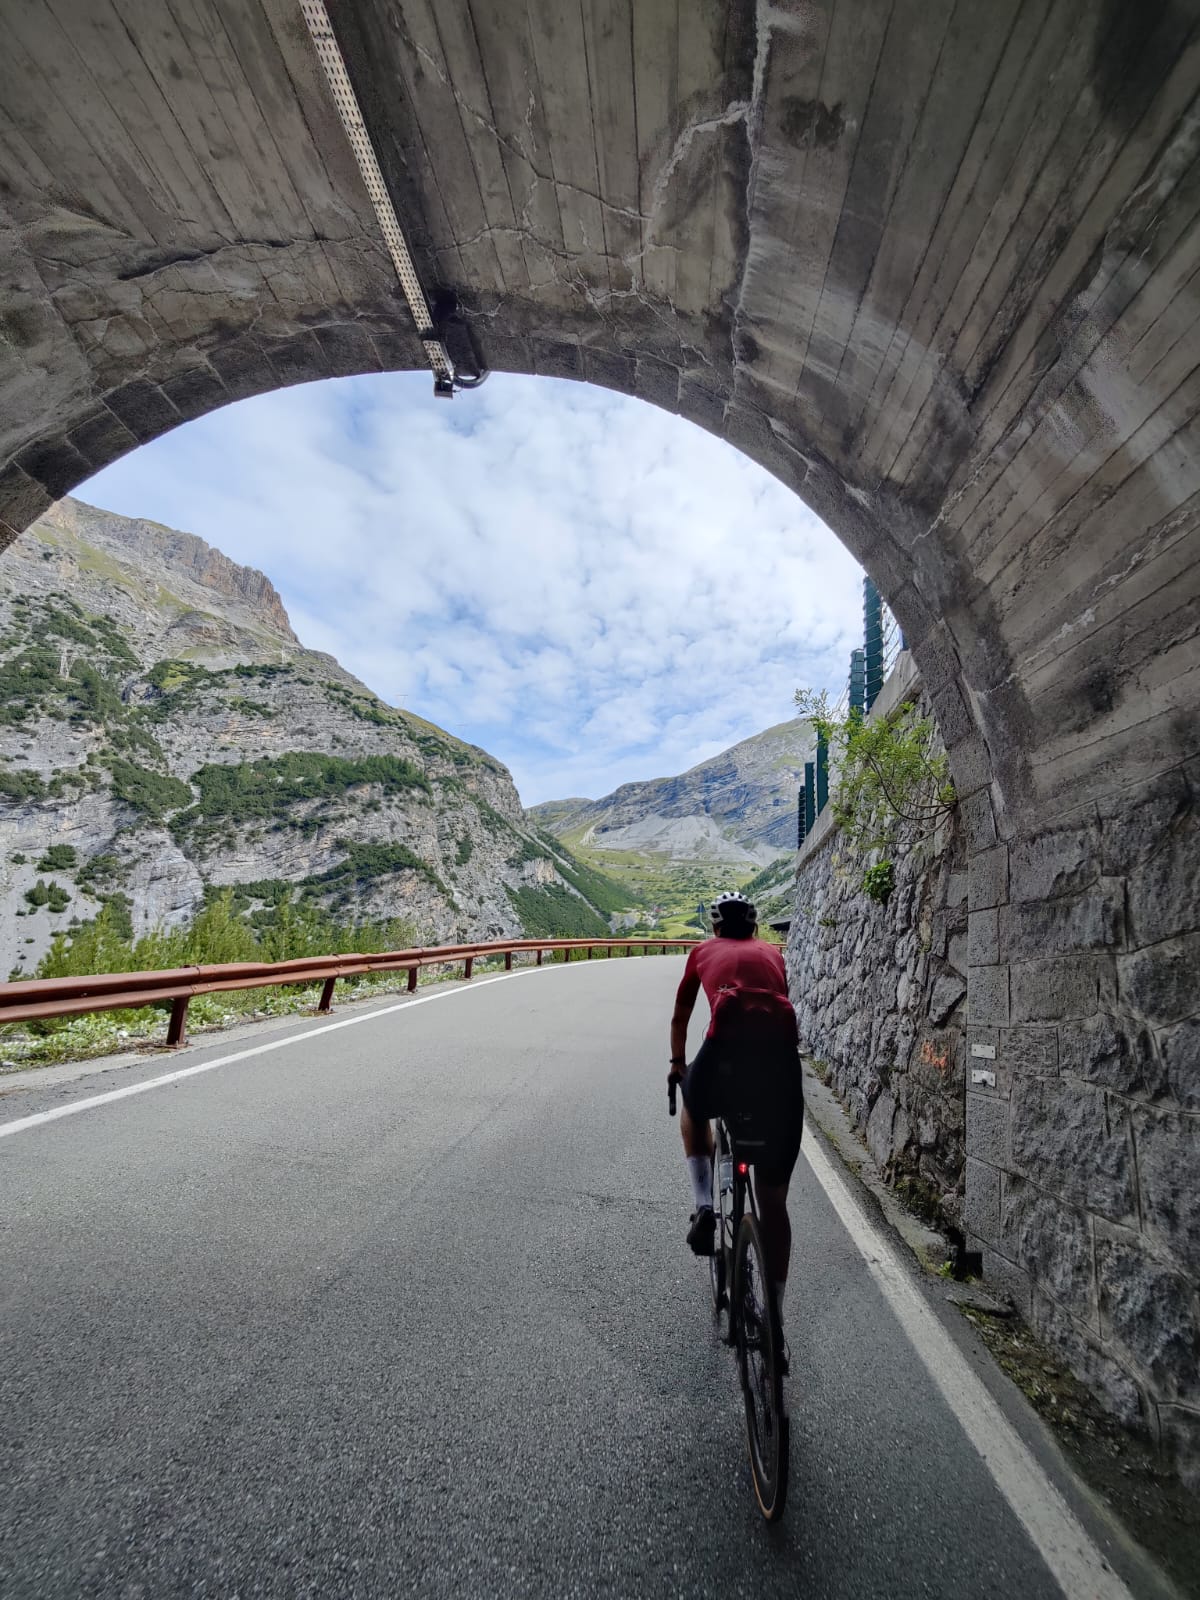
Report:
0,0,1197,832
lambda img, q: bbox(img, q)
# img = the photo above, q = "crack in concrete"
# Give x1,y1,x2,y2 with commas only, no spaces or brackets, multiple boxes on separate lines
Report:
387,11,762,367
647,100,752,225
727,0,780,384
396,19,648,228
435,220,705,372
114,240,304,283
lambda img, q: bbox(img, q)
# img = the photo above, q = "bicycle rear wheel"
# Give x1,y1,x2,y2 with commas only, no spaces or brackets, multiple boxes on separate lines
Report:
732,1213,789,1521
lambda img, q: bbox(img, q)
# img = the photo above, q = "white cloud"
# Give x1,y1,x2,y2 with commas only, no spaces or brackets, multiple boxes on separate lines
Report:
80,373,864,804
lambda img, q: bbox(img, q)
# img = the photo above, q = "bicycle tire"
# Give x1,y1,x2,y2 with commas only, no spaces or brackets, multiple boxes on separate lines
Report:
732,1213,789,1521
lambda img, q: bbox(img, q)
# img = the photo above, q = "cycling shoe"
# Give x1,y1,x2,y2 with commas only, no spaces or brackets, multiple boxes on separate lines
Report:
687,1206,717,1256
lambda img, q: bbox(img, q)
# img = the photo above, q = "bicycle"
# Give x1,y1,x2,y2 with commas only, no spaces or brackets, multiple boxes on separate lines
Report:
670,1072,790,1521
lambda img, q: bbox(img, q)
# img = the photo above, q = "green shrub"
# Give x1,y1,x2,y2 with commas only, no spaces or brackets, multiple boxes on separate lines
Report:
99,891,134,941
42,605,97,648
455,836,473,866
25,879,50,908
87,614,139,669
555,855,630,916
141,659,238,722
37,844,78,872
76,852,125,891
28,889,423,1003
305,840,442,893
794,690,956,853
174,752,430,838
104,719,166,763
507,836,549,867
505,883,609,939
109,760,192,819
46,883,70,913
0,646,63,724
233,663,291,681
861,860,895,905
64,660,125,725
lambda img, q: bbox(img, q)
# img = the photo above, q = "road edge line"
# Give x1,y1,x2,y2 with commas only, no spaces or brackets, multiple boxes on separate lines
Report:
802,1133,1135,1600
0,962,565,1142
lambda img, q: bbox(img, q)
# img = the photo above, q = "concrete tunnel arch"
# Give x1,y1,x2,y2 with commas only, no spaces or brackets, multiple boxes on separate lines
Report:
0,0,1197,1474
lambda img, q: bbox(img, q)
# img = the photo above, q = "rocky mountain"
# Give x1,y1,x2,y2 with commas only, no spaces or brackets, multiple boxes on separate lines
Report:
0,498,625,976
529,719,810,868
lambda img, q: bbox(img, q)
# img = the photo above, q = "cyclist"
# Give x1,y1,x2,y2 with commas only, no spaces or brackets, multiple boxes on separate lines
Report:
668,891,803,1320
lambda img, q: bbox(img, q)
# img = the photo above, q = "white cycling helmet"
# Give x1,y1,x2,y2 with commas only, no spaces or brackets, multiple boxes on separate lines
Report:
710,890,757,926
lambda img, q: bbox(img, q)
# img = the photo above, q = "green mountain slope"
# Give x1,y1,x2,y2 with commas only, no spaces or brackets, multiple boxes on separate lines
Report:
528,722,808,936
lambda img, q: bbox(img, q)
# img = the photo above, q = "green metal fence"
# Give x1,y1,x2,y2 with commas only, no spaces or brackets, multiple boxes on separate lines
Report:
798,577,905,844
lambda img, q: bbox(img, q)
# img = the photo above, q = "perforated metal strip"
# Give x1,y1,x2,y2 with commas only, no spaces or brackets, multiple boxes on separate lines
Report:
299,0,454,386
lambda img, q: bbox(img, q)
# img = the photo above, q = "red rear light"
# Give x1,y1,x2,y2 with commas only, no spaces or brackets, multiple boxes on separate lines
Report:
737,1161,749,1176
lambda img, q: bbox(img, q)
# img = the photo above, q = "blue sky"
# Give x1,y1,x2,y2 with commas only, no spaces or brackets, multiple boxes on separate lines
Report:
80,372,863,806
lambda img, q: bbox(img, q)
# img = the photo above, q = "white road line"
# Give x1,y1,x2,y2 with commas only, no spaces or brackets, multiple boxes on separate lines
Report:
0,962,576,1143
801,1134,1134,1600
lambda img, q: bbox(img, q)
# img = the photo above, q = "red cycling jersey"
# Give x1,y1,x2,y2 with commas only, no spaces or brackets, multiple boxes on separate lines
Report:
675,936,788,1039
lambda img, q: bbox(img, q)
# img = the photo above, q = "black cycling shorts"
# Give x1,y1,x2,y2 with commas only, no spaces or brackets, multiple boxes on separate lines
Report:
681,1035,804,1188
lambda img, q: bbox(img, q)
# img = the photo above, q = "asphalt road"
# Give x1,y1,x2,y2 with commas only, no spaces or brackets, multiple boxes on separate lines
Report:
0,958,1166,1598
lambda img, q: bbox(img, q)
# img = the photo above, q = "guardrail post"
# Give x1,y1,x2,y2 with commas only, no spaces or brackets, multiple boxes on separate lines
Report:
536,948,543,966
166,995,189,1049
317,977,336,1013
505,950,512,970
463,956,473,980
587,945,593,959
564,947,571,962
408,966,419,993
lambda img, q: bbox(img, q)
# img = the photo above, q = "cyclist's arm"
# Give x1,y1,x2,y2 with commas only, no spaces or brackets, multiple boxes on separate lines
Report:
670,964,701,1067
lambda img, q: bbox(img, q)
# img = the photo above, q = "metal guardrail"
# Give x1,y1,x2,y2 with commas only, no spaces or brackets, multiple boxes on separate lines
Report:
0,938,698,1050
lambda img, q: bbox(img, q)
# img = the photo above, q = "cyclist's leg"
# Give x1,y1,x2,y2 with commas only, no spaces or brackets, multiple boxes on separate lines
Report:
680,1041,720,1252
754,1072,805,1302
679,1098,714,1160
680,1038,718,1161
755,1177,792,1288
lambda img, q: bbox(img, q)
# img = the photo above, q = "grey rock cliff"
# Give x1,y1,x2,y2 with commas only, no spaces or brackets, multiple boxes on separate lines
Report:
0,499,618,973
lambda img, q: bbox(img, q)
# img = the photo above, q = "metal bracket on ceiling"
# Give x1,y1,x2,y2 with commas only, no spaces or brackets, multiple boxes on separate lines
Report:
299,1,487,399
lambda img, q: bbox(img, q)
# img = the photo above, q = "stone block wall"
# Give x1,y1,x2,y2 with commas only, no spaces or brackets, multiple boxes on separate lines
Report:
785,684,970,1223
785,671,1200,1485
963,760,1200,1482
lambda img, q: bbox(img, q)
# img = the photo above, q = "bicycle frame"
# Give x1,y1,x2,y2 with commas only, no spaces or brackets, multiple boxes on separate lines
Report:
713,1116,758,1264
667,1070,789,1520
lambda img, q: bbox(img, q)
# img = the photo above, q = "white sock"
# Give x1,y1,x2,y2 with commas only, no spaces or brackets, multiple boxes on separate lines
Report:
686,1155,713,1210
